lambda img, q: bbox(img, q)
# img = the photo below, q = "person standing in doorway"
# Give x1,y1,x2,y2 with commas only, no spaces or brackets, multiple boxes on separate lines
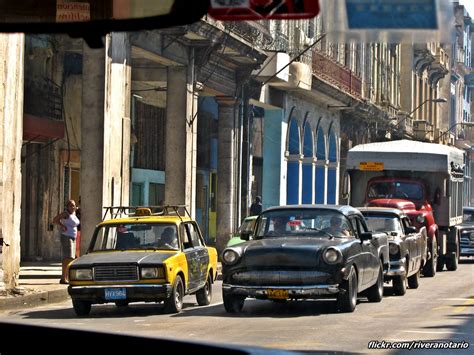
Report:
250,196,263,216
53,199,80,284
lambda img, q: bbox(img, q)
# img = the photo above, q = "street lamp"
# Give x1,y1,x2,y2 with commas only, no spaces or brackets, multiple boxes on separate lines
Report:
394,98,448,129
434,122,474,142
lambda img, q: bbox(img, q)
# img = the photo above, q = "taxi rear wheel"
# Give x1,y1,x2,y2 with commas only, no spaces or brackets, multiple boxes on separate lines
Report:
164,276,184,313
72,300,91,316
196,273,212,306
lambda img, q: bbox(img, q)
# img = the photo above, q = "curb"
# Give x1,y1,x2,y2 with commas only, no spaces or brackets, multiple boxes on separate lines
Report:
0,288,69,312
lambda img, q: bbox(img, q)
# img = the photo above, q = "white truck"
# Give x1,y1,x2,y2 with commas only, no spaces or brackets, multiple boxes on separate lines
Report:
345,140,465,276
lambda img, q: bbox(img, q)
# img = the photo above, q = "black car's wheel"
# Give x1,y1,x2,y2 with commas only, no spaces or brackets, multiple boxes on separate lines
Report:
407,268,420,289
164,276,184,313
445,242,459,271
366,262,383,302
392,274,407,296
223,294,245,313
72,300,91,316
196,273,212,306
423,240,437,277
337,266,357,312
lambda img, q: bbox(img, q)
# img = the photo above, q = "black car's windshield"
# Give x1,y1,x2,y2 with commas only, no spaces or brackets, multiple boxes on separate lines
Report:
368,181,424,200
91,223,179,251
364,215,403,234
255,209,352,238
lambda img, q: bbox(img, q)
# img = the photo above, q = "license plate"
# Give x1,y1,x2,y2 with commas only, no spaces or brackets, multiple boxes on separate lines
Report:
267,289,288,300
104,288,126,300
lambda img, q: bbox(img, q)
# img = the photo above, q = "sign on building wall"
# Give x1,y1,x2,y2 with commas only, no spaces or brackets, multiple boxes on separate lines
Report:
56,2,91,22
345,0,437,29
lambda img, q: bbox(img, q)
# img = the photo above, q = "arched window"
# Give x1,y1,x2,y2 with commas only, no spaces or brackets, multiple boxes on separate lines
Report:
327,131,338,204
302,121,313,204
286,119,300,205
315,127,326,204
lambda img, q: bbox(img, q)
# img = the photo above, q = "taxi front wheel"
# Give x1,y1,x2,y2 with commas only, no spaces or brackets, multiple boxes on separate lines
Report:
164,276,184,313
72,299,91,316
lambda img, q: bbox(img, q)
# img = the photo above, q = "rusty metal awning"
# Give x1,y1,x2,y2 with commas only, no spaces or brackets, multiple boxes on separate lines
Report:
23,114,64,143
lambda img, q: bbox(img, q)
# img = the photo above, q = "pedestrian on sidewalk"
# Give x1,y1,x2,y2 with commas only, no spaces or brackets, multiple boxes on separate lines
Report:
53,199,80,284
250,196,263,216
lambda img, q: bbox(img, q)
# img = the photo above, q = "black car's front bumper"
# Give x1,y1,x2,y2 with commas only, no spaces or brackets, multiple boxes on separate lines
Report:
385,258,407,278
68,284,172,304
222,283,340,300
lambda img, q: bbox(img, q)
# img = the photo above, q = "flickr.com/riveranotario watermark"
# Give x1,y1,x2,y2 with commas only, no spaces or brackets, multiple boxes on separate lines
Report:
368,340,470,351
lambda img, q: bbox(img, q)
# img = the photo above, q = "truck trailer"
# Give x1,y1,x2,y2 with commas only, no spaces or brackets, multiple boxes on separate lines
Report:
345,140,465,277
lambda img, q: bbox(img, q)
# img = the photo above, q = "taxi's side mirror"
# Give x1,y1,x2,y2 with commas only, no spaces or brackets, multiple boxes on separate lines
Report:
359,232,373,241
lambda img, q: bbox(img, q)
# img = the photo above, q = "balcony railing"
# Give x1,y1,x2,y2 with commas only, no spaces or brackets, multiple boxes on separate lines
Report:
312,50,362,97
24,78,63,121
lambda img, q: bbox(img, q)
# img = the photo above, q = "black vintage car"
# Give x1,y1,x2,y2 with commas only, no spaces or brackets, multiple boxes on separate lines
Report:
359,207,428,296
221,205,389,313
459,207,474,257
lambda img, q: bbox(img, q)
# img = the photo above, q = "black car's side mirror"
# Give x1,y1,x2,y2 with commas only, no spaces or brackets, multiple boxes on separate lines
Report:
405,226,417,234
240,232,252,241
359,232,373,241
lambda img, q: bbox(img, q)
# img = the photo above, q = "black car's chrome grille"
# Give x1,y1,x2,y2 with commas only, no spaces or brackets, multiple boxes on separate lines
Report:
93,265,138,282
230,270,331,286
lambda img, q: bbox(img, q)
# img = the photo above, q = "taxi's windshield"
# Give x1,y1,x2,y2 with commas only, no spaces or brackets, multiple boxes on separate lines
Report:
91,223,179,251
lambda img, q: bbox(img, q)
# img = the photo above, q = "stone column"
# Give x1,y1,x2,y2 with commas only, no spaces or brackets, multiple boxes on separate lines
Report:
215,97,236,255
164,66,198,217
0,34,24,291
81,33,131,254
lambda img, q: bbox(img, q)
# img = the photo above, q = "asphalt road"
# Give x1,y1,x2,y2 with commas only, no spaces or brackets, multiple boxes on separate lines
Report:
1,260,473,354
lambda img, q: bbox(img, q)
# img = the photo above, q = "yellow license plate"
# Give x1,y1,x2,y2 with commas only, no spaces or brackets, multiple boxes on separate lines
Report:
359,161,384,171
267,289,288,300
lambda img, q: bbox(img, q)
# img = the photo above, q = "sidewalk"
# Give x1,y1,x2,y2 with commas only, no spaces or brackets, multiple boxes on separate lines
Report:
0,262,69,312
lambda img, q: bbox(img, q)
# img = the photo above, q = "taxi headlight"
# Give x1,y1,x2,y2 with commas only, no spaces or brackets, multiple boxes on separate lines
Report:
70,268,93,281
322,247,342,264
222,250,240,265
389,243,400,256
416,214,425,224
140,267,164,279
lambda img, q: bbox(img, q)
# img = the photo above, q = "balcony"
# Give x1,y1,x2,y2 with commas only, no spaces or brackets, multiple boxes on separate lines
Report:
413,120,434,141
23,78,64,143
312,50,362,98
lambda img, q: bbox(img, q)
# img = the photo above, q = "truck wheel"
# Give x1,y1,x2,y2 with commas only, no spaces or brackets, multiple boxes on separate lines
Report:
366,263,383,302
407,269,420,289
72,300,91,316
445,243,459,271
392,274,407,296
423,241,437,277
337,266,357,312
436,256,445,272
223,294,245,313
164,276,184,313
196,273,212,306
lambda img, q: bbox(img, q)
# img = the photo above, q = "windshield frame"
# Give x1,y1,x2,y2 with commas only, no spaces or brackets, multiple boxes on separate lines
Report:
254,208,354,239
88,222,180,252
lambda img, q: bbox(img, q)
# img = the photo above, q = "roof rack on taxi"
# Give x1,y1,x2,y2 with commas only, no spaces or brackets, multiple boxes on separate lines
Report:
102,205,191,221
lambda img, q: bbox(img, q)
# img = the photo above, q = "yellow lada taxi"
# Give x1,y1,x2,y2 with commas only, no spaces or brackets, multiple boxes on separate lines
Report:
67,206,218,316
